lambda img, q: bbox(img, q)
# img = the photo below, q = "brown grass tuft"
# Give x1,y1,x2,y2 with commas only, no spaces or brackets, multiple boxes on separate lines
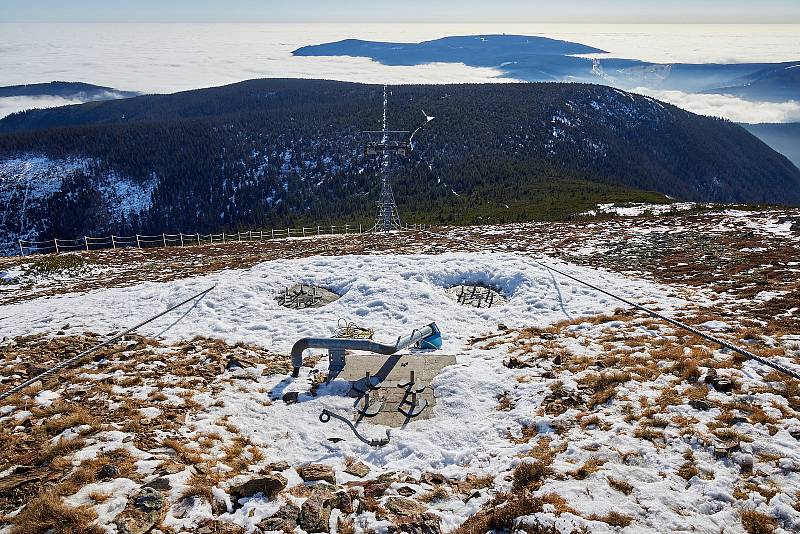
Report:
740,508,777,534
607,476,633,495
10,492,104,534
588,510,633,528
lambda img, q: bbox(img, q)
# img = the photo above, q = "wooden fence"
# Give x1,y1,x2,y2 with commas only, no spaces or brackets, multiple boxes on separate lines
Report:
15,223,430,256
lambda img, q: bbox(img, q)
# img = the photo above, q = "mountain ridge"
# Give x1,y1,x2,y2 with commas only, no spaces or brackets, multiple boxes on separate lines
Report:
0,79,798,251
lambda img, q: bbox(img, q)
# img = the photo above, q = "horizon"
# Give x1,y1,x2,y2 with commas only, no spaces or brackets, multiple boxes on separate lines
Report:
3,0,800,24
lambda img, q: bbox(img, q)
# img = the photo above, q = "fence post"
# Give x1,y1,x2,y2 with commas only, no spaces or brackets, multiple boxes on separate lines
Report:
222,232,225,243
54,239,59,254
18,240,24,257
271,228,274,238
317,226,320,235
180,233,184,247
162,233,167,247
210,234,214,244
136,235,141,248
345,225,349,235
330,226,334,234
286,227,290,238
111,235,116,249
302,227,306,237
359,223,362,233
84,237,89,251
197,233,200,246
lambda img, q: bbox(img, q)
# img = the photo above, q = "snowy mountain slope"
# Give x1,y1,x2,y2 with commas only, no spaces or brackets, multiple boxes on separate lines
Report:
1,208,799,533
1,79,798,248
0,154,157,254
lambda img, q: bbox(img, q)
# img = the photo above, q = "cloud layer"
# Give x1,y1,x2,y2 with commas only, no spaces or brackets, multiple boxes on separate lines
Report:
0,95,91,119
0,23,797,123
636,89,800,123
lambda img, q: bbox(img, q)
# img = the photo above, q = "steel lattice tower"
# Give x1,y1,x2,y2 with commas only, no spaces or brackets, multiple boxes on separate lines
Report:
367,86,406,233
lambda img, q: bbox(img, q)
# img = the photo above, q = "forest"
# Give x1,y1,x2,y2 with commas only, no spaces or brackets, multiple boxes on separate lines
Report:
1,79,798,240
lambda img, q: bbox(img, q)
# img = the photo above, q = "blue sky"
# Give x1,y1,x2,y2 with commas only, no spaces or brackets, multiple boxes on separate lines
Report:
2,0,799,23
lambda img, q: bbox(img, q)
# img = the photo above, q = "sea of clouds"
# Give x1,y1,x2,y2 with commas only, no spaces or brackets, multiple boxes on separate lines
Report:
0,23,798,123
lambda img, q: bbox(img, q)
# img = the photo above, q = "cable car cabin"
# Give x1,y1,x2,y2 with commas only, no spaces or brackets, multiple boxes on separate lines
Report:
364,141,410,157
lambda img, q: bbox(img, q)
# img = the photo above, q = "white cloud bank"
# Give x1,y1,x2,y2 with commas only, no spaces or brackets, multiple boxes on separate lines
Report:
0,96,92,119
0,23,797,123
635,89,800,123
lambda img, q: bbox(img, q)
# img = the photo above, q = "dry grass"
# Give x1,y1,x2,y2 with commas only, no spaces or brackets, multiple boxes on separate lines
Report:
418,486,449,503
450,493,544,534
10,492,104,534
740,508,778,534
38,437,88,465
512,461,551,491
180,474,215,502
337,516,356,534
570,458,605,480
607,476,633,495
588,511,633,528
87,491,111,503
496,391,514,411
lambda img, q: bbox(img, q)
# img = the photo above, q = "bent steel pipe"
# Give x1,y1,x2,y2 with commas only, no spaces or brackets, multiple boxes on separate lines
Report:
291,322,439,377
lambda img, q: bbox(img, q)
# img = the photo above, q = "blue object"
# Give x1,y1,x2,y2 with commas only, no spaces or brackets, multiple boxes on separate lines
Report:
419,322,443,350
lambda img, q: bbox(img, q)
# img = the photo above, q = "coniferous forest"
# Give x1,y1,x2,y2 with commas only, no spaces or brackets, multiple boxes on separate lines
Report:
1,79,798,241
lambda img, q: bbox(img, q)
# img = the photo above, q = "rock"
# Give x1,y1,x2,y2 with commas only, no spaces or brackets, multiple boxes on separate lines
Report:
704,368,717,384
264,461,291,473
464,490,481,503
689,399,712,411
298,464,336,484
115,486,166,534
173,496,203,519
344,461,370,478
143,477,172,492
377,472,397,483
157,461,184,475
348,479,391,498
503,356,532,369
333,490,353,514
282,392,299,405
420,473,445,486
259,501,300,532
385,497,428,517
713,378,734,393
229,473,287,502
211,491,229,516
397,486,416,497
300,486,334,533
387,517,442,534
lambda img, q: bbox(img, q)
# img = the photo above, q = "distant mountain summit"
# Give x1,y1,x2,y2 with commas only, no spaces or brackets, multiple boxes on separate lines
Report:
294,35,607,66
294,34,800,103
0,81,139,101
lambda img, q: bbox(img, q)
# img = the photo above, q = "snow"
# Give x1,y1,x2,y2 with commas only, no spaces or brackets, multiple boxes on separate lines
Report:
0,253,682,353
3,222,800,533
0,154,158,254
583,202,698,217
34,389,60,407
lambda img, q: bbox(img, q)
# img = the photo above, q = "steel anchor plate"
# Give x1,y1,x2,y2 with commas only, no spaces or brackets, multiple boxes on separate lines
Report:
398,398,428,418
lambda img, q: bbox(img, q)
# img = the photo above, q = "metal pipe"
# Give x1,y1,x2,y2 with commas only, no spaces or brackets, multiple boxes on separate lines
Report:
291,322,439,377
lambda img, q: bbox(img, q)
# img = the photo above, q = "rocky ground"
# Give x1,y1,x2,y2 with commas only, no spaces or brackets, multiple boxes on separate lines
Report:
0,204,799,534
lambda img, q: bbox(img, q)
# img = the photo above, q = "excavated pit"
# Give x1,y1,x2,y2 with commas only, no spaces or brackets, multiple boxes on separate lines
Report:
444,283,507,309
275,284,341,309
